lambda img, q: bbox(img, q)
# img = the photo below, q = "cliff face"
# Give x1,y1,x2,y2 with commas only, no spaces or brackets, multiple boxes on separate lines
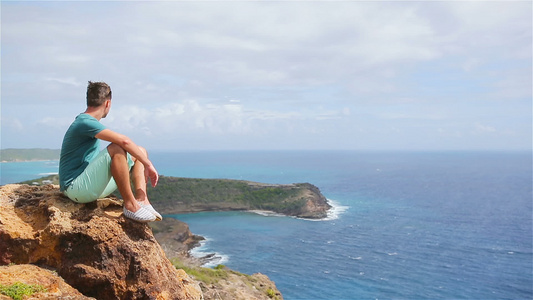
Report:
149,217,205,262
0,184,202,300
288,183,331,219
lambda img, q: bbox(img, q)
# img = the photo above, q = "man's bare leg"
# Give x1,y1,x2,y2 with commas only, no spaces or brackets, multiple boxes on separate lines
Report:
108,143,140,213
130,146,162,220
131,146,150,205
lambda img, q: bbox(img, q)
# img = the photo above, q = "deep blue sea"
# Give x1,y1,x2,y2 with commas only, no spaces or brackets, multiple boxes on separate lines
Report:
1,151,532,300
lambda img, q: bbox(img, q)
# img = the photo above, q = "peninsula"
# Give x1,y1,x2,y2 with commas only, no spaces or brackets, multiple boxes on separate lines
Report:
147,176,331,219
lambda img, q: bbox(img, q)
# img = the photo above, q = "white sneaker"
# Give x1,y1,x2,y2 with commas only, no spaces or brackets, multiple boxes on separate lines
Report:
138,202,163,221
123,206,156,223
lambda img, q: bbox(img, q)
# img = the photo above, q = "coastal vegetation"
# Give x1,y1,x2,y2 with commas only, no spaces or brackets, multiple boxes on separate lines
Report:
0,282,47,300
0,148,60,162
171,259,281,300
146,176,313,215
171,260,233,285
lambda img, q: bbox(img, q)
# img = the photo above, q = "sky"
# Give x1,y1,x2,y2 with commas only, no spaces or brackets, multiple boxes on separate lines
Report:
1,0,531,151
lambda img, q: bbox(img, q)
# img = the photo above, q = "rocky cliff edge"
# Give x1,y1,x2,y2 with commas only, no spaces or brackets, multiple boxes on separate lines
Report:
0,184,202,299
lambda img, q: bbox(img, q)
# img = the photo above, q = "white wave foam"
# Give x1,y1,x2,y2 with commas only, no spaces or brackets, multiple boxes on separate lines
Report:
189,236,230,268
325,199,349,220
303,198,349,222
202,253,229,268
38,172,58,176
250,198,349,222
248,210,286,218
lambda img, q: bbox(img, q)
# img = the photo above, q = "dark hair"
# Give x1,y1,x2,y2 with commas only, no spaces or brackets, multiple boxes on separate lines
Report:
86,81,112,107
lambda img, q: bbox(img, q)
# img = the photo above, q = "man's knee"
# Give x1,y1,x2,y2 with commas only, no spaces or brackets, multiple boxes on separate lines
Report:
107,144,147,162
107,143,126,157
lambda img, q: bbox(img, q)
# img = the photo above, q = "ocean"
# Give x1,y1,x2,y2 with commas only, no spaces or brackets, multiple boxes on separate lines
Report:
1,151,532,300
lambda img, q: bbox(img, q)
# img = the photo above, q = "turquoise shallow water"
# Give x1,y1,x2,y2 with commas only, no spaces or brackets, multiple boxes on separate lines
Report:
2,151,532,300
1,160,59,185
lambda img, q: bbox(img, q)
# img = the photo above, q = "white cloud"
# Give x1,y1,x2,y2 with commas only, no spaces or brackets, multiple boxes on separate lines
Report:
2,117,24,132
37,117,74,129
45,77,83,87
105,100,251,138
1,1,531,150
474,123,497,133
103,98,355,145
493,68,533,99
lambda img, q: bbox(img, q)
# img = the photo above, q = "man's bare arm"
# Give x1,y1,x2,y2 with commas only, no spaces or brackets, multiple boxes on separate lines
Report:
95,129,158,187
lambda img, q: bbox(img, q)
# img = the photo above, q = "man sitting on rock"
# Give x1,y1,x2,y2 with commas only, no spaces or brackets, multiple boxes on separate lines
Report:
59,81,162,223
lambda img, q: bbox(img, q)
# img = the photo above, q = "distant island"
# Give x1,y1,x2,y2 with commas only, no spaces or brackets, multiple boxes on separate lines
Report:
0,148,60,162
147,176,331,219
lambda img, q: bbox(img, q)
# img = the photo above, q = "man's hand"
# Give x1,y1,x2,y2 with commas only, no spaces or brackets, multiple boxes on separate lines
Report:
144,163,159,187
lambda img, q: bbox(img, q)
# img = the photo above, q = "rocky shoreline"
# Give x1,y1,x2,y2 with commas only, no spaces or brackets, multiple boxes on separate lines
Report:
0,184,283,300
1,176,332,299
150,199,336,267
149,217,207,265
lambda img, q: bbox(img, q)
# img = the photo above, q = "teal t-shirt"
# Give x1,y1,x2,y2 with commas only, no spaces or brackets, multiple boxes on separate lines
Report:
59,114,107,191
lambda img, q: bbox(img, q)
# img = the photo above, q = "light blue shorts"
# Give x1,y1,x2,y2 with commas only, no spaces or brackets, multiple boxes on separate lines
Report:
64,149,134,203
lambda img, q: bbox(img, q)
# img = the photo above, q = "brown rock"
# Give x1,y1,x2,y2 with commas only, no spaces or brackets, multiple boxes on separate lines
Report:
293,183,332,219
150,217,205,260
0,184,202,300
